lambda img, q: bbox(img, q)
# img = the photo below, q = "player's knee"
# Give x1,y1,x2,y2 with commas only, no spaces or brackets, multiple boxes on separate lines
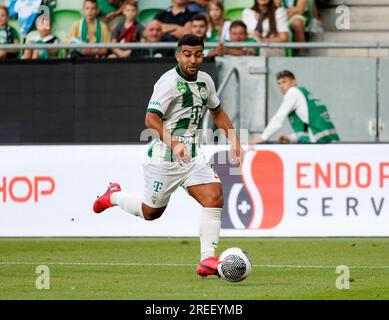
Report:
143,207,165,221
143,211,163,221
204,193,224,208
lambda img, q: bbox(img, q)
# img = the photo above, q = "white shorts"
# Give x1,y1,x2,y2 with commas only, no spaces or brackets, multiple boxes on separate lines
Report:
142,154,221,208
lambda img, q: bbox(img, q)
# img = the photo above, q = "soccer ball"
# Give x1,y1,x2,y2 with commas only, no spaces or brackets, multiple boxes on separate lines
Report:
217,247,252,282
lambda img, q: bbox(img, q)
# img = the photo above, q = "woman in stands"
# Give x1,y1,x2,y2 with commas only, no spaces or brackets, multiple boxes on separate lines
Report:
0,5,20,59
206,0,230,43
242,0,288,56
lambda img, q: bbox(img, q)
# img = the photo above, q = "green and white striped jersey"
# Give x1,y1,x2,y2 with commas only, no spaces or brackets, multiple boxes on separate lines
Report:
147,66,221,162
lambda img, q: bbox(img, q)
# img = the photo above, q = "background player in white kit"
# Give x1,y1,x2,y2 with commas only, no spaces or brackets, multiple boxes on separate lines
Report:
93,34,242,278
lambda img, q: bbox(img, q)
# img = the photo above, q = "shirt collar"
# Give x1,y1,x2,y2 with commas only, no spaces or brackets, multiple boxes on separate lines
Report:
175,65,197,82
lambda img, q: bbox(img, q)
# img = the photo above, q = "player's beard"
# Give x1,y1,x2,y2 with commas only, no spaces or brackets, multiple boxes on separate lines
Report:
185,64,199,79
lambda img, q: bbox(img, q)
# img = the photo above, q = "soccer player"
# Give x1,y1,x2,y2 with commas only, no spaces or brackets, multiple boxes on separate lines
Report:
250,70,340,144
93,34,242,278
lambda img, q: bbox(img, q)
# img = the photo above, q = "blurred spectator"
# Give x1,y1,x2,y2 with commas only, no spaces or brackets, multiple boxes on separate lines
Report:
190,13,220,58
276,0,308,44
97,0,124,18
41,0,57,12
0,5,20,59
155,0,195,42
132,20,175,58
8,0,41,35
187,0,210,15
109,0,144,59
97,0,125,31
206,0,230,42
67,0,111,58
224,20,258,56
275,0,323,36
23,14,58,59
310,0,324,34
190,14,207,40
250,70,340,144
242,0,288,56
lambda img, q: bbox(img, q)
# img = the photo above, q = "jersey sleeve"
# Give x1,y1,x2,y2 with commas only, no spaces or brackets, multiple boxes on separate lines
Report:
147,77,175,118
260,87,300,141
206,75,221,110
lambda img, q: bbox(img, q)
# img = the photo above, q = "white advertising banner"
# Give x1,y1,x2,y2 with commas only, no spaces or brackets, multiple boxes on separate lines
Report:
0,144,388,237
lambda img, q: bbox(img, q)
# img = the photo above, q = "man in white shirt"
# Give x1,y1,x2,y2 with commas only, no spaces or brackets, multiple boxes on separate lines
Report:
93,34,243,279
250,70,339,144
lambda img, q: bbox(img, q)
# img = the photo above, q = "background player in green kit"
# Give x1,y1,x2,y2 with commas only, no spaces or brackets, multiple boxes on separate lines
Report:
251,70,340,144
93,34,242,278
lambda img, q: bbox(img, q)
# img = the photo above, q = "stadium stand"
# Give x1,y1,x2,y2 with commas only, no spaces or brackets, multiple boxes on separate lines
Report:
7,0,389,58
55,0,83,11
224,0,254,21
138,0,172,26
51,9,82,42
310,0,389,56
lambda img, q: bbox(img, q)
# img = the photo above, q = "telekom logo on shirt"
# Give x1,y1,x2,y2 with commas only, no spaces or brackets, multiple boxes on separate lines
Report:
216,150,284,230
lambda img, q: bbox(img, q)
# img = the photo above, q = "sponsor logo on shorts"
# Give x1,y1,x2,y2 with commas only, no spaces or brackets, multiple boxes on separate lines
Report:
151,194,159,205
153,181,163,193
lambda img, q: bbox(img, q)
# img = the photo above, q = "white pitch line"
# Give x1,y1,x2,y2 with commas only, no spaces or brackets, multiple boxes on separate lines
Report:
1,262,389,269
254,264,389,270
0,262,194,267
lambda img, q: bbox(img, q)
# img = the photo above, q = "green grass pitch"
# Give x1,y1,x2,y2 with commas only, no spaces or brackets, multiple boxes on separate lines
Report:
1,238,388,300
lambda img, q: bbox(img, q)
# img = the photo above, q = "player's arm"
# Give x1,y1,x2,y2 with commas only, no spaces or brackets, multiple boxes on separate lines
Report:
159,22,192,39
145,78,190,164
250,89,298,144
145,112,191,164
210,106,243,166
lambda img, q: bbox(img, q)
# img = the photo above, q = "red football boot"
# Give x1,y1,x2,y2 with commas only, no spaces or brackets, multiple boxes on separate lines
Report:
196,257,221,278
93,182,121,214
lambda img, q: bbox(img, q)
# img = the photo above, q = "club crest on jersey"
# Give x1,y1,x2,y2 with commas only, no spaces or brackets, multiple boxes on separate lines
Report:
200,87,208,100
177,81,186,94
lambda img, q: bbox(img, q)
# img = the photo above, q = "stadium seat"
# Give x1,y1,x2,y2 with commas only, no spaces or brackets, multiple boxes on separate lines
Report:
138,0,171,25
55,0,83,11
52,10,83,41
53,30,67,44
224,0,254,21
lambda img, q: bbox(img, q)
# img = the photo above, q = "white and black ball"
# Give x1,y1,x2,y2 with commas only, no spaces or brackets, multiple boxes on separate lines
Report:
217,247,252,282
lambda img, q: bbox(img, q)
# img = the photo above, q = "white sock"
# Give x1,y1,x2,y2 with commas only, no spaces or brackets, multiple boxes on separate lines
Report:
199,207,222,261
110,192,144,219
